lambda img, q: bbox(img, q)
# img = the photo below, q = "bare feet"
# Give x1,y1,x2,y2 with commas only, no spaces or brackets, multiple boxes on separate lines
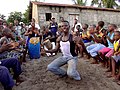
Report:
106,74,116,78
16,77,24,86
91,61,99,64
117,81,120,85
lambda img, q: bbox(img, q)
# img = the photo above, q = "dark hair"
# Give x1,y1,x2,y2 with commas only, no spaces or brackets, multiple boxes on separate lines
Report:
2,28,11,35
110,24,117,29
98,21,104,28
101,28,107,33
84,24,89,28
90,24,96,28
61,20,69,25
114,31,120,35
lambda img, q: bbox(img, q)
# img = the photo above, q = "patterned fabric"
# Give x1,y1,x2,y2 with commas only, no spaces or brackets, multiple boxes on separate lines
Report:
0,50,23,60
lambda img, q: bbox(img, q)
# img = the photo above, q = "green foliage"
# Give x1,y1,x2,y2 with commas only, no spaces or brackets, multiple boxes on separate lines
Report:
7,12,22,23
72,0,87,6
91,0,119,8
0,14,6,20
22,6,30,24
7,5,30,24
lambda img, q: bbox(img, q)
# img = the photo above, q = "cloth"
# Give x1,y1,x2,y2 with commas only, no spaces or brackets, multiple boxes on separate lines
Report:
107,32,114,48
0,66,14,90
47,56,81,80
112,55,120,62
86,43,106,57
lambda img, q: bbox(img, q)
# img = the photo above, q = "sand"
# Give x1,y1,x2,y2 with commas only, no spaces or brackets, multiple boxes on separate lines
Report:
1,53,120,90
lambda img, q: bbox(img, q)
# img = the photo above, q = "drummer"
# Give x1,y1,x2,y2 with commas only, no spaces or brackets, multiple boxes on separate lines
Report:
42,26,56,56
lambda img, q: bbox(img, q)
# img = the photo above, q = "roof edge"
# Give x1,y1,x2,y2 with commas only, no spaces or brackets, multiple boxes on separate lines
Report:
31,1,120,12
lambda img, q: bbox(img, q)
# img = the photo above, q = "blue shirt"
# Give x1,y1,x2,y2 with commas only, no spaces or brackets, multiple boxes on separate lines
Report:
107,32,114,48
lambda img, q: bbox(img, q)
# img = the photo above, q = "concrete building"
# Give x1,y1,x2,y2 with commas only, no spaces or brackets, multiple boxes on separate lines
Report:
29,1,120,28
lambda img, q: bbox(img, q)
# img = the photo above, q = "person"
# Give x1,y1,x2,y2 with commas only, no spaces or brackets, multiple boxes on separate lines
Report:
98,24,115,68
0,40,23,90
49,17,58,44
25,22,41,60
86,21,106,64
13,20,22,41
44,20,81,80
107,31,120,78
73,18,82,32
42,26,55,56
29,18,40,31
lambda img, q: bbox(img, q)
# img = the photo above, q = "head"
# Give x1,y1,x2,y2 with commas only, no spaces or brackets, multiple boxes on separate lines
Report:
97,21,104,30
89,24,96,34
108,24,116,32
31,22,35,27
51,17,55,22
101,29,108,36
31,18,35,23
114,31,120,41
60,17,64,22
76,25,81,31
9,22,13,27
14,20,19,25
3,22,7,28
45,25,49,33
74,19,78,24
82,24,88,30
61,20,70,34
2,28,13,38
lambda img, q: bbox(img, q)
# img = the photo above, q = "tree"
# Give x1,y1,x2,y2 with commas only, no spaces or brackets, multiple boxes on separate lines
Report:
7,12,22,23
22,5,30,24
0,14,6,20
91,0,120,8
72,0,87,6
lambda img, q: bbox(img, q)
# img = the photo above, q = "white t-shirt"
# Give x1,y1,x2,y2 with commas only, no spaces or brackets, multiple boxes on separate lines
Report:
29,23,40,30
74,23,82,32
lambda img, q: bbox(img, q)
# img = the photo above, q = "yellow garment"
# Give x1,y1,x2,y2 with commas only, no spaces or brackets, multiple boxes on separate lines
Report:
29,37,40,45
95,32,103,38
82,31,90,38
114,40,120,52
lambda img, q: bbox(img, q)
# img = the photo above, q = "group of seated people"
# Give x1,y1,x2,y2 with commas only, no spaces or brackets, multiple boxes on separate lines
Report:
1,18,120,90
71,21,120,85
0,28,24,90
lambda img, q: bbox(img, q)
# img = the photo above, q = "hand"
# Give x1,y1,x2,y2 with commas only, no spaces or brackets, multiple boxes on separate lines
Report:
106,35,109,38
29,31,32,34
1,43,13,52
9,42,19,49
41,48,46,55
114,52,119,56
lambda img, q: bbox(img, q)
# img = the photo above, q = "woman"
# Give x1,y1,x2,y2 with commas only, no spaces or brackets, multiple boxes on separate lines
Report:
25,22,41,59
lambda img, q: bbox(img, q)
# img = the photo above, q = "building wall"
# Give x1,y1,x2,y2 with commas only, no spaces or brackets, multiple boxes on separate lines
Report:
36,6,120,28
32,3,39,24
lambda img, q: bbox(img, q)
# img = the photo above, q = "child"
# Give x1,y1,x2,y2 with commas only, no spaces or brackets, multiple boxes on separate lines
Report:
98,24,115,68
108,31,120,81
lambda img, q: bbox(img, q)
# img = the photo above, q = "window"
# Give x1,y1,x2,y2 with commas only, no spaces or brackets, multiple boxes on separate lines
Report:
45,13,51,21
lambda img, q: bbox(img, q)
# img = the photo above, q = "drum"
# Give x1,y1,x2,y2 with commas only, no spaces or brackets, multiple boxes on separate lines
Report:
43,39,52,50
28,37,40,59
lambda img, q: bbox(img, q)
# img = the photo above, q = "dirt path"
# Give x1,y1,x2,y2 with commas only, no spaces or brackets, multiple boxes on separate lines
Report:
1,53,120,90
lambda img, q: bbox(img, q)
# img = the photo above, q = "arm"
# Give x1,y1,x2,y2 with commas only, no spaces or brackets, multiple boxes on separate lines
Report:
0,43,13,53
106,35,114,44
24,29,32,36
92,33,102,43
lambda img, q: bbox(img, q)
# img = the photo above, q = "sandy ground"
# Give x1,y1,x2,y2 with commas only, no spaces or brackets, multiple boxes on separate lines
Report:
1,53,120,90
